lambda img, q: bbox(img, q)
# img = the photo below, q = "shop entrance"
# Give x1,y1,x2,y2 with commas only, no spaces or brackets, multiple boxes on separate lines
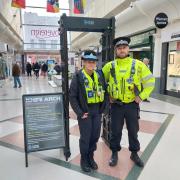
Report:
128,29,156,72
161,41,180,98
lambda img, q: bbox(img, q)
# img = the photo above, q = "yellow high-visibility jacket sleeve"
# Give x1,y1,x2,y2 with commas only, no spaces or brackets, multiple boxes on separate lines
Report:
102,61,111,82
139,62,155,100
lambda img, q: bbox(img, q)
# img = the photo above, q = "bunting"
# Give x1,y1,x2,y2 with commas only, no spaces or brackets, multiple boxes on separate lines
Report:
73,0,86,14
47,0,60,13
11,0,25,8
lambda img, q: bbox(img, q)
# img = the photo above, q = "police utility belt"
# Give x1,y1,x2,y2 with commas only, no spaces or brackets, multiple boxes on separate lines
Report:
113,99,135,106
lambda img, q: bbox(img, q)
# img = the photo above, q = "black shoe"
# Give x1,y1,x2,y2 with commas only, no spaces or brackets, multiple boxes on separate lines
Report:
18,85,22,88
88,154,98,170
109,152,118,166
13,86,17,88
130,152,144,167
80,158,91,172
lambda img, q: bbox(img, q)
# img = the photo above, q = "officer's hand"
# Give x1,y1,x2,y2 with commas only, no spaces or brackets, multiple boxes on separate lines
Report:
109,96,115,103
81,113,88,119
135,96,142,104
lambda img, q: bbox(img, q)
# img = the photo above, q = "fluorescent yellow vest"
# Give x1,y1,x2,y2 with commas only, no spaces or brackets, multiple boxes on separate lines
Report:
102,57,155,103
82,69,105,104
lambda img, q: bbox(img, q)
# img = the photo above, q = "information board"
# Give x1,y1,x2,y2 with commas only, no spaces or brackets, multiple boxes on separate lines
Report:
23,93,65,153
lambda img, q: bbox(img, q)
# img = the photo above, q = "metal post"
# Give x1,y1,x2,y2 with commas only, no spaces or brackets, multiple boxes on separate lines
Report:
149,35,154,73
25,152,28,167
101,17,115,145
59,14,71,160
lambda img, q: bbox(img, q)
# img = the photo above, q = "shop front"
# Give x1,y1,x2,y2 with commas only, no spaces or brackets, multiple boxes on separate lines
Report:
165,40,180,97
160,22,180,98
128,28,156,72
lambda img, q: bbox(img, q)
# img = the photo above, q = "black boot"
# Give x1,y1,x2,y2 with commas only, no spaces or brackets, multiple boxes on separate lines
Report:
109,151,118,166
88,153,98,170
80,157,91,172
130,152,144,167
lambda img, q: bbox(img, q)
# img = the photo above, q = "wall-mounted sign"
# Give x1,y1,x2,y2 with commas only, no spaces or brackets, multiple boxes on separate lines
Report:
154,13,168,29
23,13,60,51
129,29,156,47
171,32,180,39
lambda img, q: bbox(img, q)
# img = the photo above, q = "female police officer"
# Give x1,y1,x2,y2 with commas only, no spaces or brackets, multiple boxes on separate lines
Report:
102,37,155,168
69,50,107,172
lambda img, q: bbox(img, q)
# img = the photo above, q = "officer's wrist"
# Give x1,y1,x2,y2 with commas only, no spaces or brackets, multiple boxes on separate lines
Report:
138,94,143,101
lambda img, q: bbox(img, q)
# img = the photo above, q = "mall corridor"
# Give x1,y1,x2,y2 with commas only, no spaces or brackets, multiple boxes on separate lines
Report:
0,77,180,180
1,0,180,179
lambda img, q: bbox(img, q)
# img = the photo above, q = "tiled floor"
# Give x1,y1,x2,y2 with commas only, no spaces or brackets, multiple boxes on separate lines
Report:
0,76,180,180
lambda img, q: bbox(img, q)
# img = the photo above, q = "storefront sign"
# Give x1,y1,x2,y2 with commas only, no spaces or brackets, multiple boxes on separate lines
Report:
171,33,180,39
129,29,155,47
23,13,60,51
30,29,59,39
154,13,168,29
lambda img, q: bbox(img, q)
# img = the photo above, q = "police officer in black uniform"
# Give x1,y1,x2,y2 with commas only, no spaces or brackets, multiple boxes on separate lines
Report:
69,50,108,172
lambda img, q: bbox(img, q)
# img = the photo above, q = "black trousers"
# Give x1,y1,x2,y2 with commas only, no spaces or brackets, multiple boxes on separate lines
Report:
78,104,101,158
34,70,39,78
27,71,31,76
110,102,140,152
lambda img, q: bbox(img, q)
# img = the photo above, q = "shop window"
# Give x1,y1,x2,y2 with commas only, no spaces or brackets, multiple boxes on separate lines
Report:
169,54,174,64
30,39,34,49
39,40,46,49
166,41,180,94
51,40,57,49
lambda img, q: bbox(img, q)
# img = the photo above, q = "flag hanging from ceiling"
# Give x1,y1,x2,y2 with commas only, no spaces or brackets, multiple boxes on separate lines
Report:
73,0,86,14
47,0,60,13
11,0,25,8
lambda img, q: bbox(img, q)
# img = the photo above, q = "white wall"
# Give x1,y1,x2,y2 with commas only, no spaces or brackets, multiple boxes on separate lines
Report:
161,20,180,43
0,0,23,49
153,29,162,77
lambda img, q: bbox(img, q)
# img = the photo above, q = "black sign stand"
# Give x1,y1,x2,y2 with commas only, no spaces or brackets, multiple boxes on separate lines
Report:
23,93,68,167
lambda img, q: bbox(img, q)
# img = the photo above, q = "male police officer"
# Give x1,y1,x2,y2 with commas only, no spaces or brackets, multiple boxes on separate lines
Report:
69,50,107,172
102,37,155,167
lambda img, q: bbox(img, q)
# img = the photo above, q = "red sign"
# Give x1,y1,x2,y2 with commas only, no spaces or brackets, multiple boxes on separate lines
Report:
177,42,180,51
11,0,25,8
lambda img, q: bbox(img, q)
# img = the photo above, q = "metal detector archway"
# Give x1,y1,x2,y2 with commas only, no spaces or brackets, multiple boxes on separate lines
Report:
58,14,115,160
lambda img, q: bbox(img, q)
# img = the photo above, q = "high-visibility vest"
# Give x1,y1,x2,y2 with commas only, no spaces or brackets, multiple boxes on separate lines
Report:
102,57,155,103
81,69,105,104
